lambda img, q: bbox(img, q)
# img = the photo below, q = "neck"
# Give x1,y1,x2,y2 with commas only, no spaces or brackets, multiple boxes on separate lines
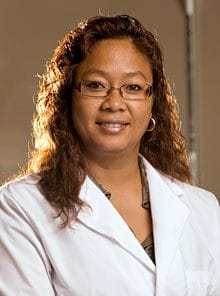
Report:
84,152,140,187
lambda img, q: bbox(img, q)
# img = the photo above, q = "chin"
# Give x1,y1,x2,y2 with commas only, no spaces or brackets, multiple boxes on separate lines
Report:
88,142,138,157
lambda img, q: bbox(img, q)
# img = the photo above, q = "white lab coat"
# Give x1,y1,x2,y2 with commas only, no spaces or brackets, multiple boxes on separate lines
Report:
0,158,220,295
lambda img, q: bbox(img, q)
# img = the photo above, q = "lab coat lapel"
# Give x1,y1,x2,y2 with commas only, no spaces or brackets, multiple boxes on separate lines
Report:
144,159,189,292
78,176,155,272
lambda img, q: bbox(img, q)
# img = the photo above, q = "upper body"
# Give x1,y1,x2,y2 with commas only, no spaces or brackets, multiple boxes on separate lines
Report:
1,157,220,296
1,14,219,296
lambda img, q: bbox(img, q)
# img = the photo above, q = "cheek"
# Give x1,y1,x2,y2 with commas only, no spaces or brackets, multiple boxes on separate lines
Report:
71,98,96,132
132,105,153,139
145,109,153,125
71,98,86,131
134,103,153,128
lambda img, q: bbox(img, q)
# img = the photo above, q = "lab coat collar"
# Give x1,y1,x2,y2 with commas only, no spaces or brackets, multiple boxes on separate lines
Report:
142,158,189,292
77,158,189,283
78,174,155,272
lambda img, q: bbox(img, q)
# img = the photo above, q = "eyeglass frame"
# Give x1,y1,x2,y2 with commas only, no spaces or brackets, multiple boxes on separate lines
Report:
72,80,153,100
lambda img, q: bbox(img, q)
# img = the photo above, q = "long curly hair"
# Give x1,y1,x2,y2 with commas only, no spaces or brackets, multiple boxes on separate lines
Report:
28,15,191,227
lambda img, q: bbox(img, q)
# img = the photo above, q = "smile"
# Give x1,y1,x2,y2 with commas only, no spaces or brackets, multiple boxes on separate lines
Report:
96,122,129,133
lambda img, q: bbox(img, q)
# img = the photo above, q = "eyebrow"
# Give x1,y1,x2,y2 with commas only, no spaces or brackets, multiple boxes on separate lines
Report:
81,69,148,81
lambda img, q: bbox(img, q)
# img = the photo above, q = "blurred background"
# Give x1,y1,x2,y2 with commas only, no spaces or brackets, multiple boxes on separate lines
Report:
0,0,219,197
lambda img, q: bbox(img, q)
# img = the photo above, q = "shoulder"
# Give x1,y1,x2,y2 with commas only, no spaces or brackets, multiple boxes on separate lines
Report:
0,175,54,225
1,174,40,193
162,173,220,226
142,155,219,219
142,155,219,210
1,174,42,206
142,155,219,206
178,181,219,212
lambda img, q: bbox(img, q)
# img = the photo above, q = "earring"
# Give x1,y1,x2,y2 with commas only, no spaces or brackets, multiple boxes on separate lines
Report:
146,117,156,132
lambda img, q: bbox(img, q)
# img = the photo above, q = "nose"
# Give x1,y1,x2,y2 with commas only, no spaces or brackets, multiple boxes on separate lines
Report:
100,88,126,112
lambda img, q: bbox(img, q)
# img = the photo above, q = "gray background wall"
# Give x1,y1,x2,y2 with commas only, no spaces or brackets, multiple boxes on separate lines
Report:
0,0,219,198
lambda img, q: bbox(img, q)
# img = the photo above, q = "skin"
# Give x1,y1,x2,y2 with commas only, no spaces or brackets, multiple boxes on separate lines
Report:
72,39,154,243
72,39,153,163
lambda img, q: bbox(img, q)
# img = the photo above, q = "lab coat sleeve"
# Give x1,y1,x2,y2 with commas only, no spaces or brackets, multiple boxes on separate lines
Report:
0,189,55,296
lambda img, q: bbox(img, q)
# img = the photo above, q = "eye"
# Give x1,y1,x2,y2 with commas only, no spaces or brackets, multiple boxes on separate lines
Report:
125,84,143,92
83,80,105,90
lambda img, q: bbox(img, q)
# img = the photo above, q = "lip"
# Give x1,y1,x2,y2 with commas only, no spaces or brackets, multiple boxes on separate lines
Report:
96,120,129,134
96,119,130,125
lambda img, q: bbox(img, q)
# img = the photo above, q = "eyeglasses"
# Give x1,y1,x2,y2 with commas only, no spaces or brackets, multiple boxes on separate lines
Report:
73,80,153,101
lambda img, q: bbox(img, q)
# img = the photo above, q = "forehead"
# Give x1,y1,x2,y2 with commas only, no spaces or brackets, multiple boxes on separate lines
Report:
76,39,152,81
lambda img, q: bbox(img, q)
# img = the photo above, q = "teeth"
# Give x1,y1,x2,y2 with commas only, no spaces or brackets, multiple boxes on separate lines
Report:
102,122,123,127
98,122,127,133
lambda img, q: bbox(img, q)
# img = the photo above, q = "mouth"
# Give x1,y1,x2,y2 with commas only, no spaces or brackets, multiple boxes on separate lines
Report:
96,121,129,133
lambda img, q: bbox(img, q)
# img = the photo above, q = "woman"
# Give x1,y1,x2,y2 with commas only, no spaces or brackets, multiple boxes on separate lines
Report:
0,15,220,295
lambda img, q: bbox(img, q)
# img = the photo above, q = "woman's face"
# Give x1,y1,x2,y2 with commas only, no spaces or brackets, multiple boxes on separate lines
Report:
71,38,153,159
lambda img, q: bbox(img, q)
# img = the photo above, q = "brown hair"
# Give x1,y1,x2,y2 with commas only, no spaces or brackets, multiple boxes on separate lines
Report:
28,15,191,226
